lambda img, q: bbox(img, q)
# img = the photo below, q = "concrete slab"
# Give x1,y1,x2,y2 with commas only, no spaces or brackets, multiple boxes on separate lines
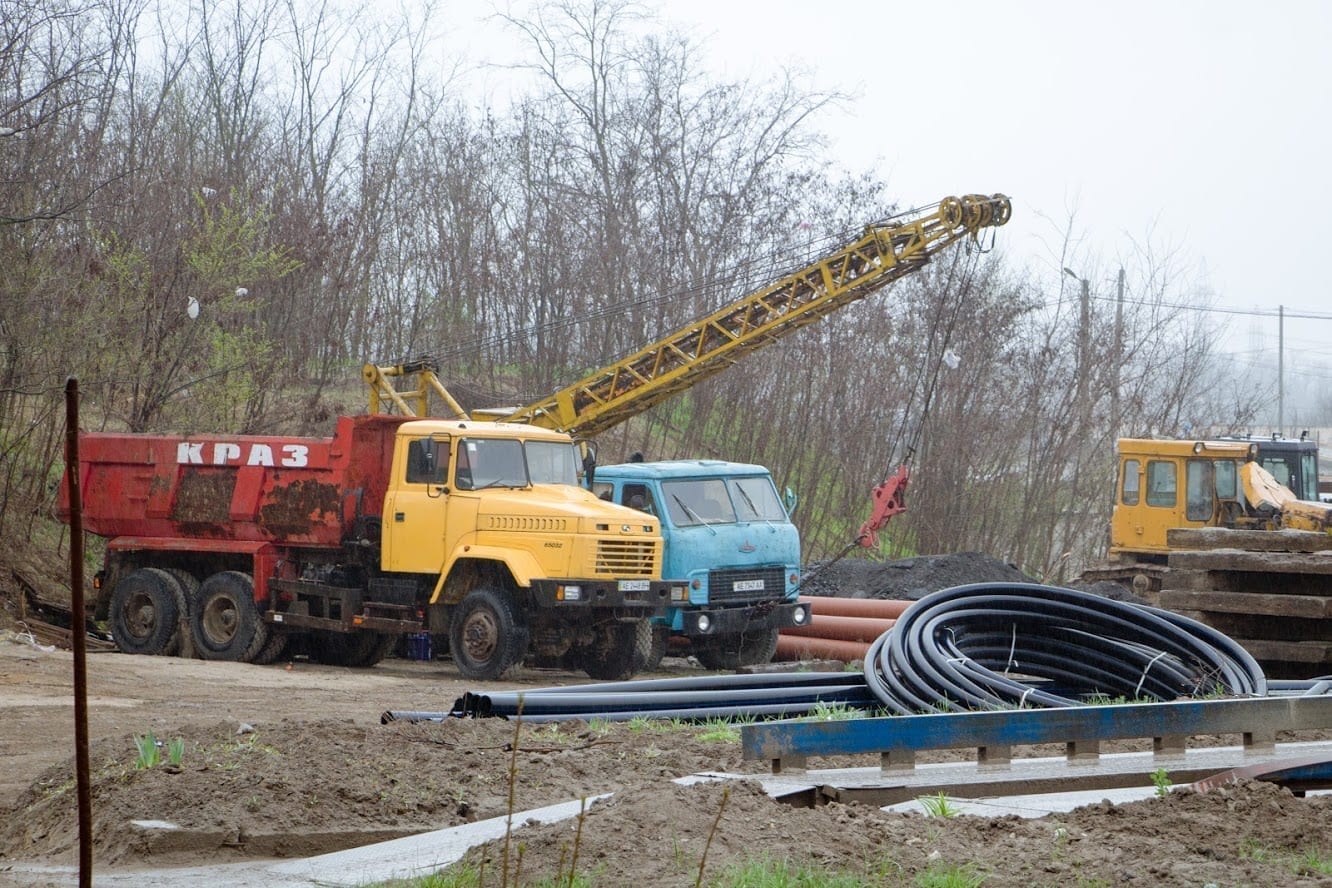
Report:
4,794,612,888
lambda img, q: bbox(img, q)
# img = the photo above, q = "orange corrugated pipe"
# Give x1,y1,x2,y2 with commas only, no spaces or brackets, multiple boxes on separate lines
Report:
799,595,911,619
774,635,870,663
783,614,895,643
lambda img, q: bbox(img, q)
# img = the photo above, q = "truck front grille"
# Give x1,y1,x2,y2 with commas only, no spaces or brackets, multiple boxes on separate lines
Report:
707,566,787,605
595,539,658,576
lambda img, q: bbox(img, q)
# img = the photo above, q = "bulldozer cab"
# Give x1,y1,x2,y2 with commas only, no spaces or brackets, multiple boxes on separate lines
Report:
1217,434,1320,502
1110,438,1253,555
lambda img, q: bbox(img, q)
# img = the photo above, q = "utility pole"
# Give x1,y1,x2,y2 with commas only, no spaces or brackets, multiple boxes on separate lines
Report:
1113,268,1124,440
1278,304,1284,433
1063,267,1091,432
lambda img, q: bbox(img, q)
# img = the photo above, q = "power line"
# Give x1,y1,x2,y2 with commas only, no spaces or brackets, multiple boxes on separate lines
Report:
1086,291,1332,323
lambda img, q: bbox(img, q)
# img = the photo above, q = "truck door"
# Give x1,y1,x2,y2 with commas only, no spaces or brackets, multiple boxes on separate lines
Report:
382,435,451,573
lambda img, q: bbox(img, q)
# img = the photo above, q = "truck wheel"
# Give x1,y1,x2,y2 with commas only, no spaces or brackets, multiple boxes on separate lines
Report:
695,627,780,670
448,588,528,680
191,571,269,662
108,568,183,656
576,618,652,681
352,633,396,667
309,630,393,667
250,627,289,665
162,568,198,658
643,625,669,672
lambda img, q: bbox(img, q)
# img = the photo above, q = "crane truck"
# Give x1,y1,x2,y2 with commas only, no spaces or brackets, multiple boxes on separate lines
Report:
369,192,1012,668
56,414,671,680
1089,435,1332,678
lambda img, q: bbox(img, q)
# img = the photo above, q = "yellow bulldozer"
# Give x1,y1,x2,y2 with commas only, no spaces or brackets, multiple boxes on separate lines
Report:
1085,435,1332,679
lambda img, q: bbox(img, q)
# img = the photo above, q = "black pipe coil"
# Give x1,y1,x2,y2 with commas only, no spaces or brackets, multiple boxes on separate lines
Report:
862,582,1267,713
383,583,1296,725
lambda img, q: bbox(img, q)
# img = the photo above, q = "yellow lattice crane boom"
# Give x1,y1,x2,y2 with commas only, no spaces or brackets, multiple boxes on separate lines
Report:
491,193,1010,438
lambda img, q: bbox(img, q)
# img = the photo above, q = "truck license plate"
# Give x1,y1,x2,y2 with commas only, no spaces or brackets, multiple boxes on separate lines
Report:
618,579,650,592
732,579,765,592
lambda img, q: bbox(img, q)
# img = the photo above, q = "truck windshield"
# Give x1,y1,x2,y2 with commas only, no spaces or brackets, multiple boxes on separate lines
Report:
662,479,736,527
456,439,580,489
727,476,786,521
458,438,528,489
526,441,581,485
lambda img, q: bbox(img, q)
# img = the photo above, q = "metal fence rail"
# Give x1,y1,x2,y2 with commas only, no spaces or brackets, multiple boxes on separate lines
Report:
742,695,1332,773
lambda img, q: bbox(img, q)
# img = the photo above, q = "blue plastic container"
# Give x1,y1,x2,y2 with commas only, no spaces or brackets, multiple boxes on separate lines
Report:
405,633,432,661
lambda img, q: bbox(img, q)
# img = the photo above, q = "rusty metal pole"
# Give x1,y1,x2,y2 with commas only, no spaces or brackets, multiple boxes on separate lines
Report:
65,378,93,887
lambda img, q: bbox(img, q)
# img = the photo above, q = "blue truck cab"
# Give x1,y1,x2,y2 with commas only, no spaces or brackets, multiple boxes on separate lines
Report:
590,460,810,668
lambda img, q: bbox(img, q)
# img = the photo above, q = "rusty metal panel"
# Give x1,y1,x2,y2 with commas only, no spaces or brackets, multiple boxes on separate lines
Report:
59,414,412,545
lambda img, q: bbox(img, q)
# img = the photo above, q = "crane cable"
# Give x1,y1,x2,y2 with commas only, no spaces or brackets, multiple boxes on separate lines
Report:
800,247,985,587
883,247,976,476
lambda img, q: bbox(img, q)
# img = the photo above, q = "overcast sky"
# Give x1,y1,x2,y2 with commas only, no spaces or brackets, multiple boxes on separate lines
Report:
460,1,1332,374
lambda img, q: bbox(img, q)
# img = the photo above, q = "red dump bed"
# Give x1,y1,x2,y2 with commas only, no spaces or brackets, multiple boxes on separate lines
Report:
58,414,410,546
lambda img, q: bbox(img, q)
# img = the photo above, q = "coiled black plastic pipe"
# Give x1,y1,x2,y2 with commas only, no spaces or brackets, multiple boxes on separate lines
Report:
385,583,1284,724
862,582,1267,713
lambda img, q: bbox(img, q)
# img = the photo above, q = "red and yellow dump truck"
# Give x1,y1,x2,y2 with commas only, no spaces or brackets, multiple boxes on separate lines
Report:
57,413,670,680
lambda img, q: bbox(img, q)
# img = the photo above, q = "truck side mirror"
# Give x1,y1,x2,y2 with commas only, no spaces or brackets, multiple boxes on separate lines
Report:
784,486,799,515
579,440,597,486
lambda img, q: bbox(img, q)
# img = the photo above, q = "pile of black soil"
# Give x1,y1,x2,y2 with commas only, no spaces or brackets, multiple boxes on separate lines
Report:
799,551,1036,600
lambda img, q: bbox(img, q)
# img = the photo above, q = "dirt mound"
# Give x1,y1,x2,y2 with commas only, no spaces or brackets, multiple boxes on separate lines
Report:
801,551,1036,600
6,714,1332,888
0,717,753,866
456,776,1332,887
2,643,1332,886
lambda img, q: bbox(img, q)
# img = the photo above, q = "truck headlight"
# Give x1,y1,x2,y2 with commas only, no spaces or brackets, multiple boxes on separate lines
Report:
696,614,711,633
792,605,809,625
557,584,582,601
671,585,688,602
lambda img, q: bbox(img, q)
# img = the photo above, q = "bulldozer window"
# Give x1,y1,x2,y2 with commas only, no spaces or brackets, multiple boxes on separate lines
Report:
1145,461,1176,508
1260,457,1295,493
1185,459,1214,521
1121,459,1141,506
1214,460,1238,499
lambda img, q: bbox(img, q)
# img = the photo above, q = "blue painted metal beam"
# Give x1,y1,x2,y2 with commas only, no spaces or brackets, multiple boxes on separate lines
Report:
742,696,1332,764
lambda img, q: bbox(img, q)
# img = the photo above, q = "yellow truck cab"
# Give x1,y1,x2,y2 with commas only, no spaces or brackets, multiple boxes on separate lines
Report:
382,419,670,679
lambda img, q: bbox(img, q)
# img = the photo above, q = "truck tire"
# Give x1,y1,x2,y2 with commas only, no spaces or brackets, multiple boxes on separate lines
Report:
448,587,528,680
108,568,183,656
695,626,780,670
309,630,393,668
643,625,669,672
162,568,198,658
191,571,269,662
575,618,652,681
250,627,289,665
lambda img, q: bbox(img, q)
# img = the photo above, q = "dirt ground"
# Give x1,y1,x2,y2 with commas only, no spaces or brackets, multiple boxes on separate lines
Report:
2,635,1331,888
3,552,1332,886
